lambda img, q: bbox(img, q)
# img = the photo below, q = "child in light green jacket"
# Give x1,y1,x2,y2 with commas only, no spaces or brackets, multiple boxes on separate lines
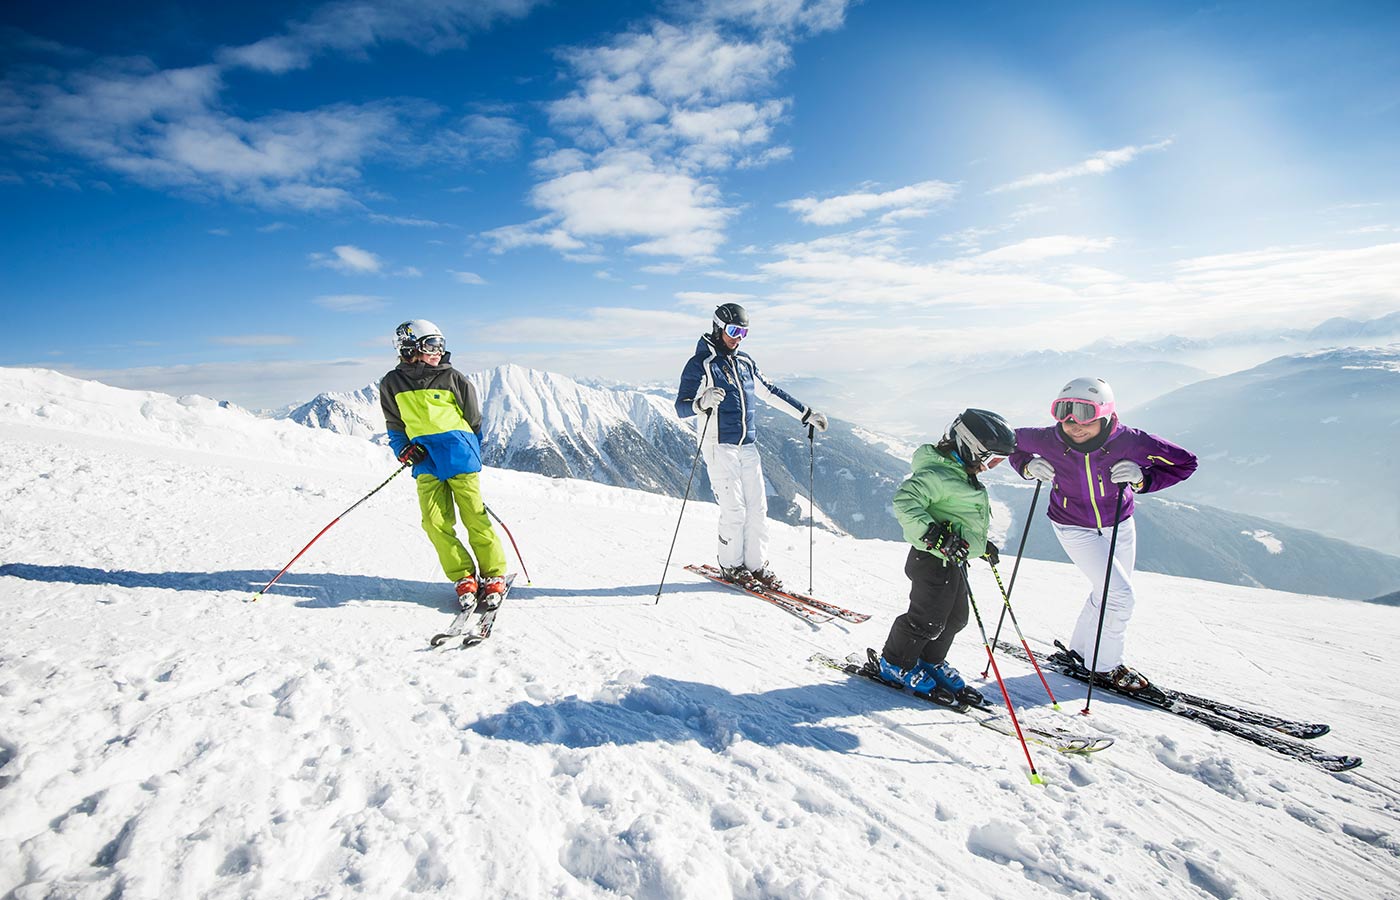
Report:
874,408,1016,706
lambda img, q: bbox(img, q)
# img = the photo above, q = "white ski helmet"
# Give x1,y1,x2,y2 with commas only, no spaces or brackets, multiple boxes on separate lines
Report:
394,319,445,359
1052,376,1115,426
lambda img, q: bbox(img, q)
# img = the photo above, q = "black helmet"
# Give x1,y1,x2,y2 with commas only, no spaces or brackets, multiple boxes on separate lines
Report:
713,303,748,328
948,408,1016,467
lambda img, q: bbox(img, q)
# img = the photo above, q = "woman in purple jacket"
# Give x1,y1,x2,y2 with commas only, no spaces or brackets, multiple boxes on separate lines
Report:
1008,377,1198,691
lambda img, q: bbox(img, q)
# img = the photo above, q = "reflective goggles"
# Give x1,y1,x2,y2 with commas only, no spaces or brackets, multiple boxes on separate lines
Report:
723,323,748,339
1051,398,1108,424
418,336,447,354
981,454,1007,469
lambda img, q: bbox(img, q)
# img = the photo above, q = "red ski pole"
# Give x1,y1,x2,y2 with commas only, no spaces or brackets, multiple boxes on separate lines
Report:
964,567,1042,784
252,462,410,601
989,562,1061,710
485,504,531,585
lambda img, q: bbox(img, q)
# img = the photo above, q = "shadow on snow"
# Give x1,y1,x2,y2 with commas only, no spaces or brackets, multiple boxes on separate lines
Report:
466,672,1008,762
0,562,449,610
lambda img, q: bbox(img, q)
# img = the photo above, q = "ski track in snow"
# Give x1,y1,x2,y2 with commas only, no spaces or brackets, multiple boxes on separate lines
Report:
2,369,1400,899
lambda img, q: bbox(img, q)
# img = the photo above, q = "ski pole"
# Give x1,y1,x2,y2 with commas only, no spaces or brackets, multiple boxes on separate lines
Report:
252,461,410,601
982,481,1042,678
484,504,531,586
656,411,712,604
1082,484,1128,716
807,423,816,595
989,562,1060,710
963,565,1042,784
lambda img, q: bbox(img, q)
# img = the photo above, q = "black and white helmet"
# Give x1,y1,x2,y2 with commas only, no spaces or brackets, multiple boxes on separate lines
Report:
711,303,749,341
948,408,1016,467
394,319,445,360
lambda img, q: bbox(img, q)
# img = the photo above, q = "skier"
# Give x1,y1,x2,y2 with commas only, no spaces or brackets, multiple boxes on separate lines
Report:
1008,376,1198,691
876,409,1017,706
380,319,508,608
674,303,828,590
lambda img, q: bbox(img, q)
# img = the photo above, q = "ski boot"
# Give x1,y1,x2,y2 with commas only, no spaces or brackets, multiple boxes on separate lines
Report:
1101,664,1151,692
719,565,757,588
749,565,783,591
479,575,509,610
921,660,984,707
876,655,960,706
454,575,479,610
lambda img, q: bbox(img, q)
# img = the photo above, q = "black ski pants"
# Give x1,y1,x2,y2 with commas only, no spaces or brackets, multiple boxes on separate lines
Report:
881,547,969,671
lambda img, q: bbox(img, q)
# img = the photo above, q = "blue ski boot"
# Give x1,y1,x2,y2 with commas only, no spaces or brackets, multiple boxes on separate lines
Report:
922,660,984,707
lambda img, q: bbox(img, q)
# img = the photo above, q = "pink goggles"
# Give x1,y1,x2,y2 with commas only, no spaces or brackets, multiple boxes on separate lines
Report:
1051,397,1113,424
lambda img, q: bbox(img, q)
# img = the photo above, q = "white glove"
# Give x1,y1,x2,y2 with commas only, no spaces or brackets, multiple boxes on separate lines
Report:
802,409,828,433
1023,457,1055,482
694,386,726,414
1110,460,1144,486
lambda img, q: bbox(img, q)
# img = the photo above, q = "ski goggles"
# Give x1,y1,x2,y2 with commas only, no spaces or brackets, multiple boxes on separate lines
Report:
722,323,748,339
418,335,447,354
1051,398,1109,424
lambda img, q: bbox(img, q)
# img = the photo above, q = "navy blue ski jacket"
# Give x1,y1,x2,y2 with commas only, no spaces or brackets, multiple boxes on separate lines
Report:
675,335,808,444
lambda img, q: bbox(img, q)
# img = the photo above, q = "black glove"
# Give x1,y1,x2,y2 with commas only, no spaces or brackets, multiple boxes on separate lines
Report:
397,443,427,465
982,541,1000,567
920,521,969,564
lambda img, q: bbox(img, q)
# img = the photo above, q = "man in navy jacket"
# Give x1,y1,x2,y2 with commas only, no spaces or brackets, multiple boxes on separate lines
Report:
675,303,827,590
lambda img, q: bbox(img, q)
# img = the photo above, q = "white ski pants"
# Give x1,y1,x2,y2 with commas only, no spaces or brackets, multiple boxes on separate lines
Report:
702,442,769,570
1054,517,1139,672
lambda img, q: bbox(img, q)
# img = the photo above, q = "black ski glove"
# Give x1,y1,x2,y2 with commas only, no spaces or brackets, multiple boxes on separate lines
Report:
921,521,969,564
982,541,1000,567
397,443,427,465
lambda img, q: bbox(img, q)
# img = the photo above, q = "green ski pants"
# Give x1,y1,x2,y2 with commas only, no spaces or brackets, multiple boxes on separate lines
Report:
415,471,507,582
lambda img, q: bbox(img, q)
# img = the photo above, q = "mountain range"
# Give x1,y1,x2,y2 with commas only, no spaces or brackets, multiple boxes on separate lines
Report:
281,360,1400,601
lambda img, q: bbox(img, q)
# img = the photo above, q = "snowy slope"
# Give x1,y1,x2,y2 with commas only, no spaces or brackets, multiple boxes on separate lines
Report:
3,367,1400,900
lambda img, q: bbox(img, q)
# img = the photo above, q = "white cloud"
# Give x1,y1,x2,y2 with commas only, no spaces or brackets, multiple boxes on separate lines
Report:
783,180,958,226
311,244,384,274
694,0,853,33
216,0,546,74
527,151,732,258
481,218,588,254
675,291,756,308
314,293,387,312
450,270,486,284
974,235,1116,265
992,139,1174,193
368,213,447,227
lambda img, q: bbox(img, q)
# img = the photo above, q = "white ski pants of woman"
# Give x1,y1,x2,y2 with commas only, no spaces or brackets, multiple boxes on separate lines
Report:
1054,517,1138,672
702,442,768,570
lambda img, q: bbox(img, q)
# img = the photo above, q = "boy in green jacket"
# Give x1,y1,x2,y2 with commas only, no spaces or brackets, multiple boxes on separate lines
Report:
876,409,1016,706
380,319,508,608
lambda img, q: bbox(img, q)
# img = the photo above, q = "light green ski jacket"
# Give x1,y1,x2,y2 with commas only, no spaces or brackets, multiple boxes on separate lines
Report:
892,444,991,560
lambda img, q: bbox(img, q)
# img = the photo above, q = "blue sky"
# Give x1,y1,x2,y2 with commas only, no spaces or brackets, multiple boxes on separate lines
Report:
3,0,1399,410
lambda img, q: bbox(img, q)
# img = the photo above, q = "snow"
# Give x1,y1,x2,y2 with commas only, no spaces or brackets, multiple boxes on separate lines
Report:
1244,530,1285,554
3,366,1400,900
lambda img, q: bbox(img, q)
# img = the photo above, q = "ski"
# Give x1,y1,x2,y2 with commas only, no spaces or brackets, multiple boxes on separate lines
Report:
993,641,1360,773
686,568,868,624
997,639,1330,739
685,564,833,624
688,564,871,622
810,651,1114,755
430,574,517,650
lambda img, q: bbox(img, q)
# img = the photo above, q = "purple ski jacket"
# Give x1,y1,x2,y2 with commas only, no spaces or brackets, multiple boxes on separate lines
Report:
1008,419,1198,530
